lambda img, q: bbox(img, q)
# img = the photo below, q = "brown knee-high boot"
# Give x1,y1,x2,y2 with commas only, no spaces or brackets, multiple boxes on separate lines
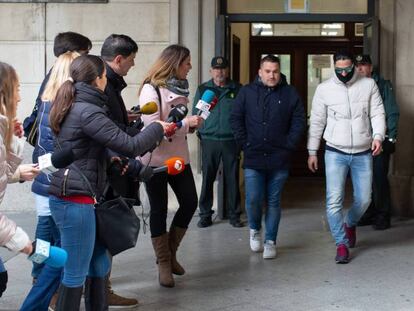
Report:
169,226,187,275
151,233,175,287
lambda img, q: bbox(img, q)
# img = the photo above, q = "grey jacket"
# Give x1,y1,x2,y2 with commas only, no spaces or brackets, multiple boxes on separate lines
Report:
307,72,386,154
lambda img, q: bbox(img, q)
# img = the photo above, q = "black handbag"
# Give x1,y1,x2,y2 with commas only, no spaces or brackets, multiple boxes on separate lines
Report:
71,164,141,256
94,194,140,256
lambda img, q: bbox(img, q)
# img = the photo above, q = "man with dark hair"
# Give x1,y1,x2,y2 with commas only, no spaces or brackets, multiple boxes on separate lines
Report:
355,54,400,230
230,54,305,260
101,34,138,126
307,51,386,263
23,31,92,144
194,56,243,229
53,31,92,57
100,33,139,309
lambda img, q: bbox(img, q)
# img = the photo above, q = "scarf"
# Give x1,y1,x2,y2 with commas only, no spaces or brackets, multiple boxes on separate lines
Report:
165,77,190,97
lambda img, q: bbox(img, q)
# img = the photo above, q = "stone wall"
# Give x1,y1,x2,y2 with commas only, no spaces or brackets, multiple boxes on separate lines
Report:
389,0,414,216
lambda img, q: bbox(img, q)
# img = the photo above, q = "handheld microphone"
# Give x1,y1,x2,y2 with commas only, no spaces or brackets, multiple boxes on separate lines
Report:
153,157,185,175
195,90,218,120
130,101,158,115
165,104,189,137
28,239,68,268
38,149,75,173
166,104,188,123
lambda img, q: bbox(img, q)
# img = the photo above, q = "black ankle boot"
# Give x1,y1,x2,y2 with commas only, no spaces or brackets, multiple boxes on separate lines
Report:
55,284,83,311
84,277,108,311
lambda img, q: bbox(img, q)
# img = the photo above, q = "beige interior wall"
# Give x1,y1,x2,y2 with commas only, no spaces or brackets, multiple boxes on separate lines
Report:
231,23,250,85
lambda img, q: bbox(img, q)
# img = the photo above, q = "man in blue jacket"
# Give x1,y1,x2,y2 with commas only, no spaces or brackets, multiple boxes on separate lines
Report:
230,55,305,259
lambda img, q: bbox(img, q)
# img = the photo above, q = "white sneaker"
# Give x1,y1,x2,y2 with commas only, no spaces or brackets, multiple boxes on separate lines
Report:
249,229,263,252
263,240,277,259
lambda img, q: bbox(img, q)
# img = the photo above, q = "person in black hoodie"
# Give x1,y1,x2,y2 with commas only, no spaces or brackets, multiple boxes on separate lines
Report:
230,54,305,260
48,55,167,311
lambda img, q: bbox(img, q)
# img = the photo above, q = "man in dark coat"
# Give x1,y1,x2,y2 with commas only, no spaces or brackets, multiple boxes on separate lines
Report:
230,55,305,260
100,33,140,308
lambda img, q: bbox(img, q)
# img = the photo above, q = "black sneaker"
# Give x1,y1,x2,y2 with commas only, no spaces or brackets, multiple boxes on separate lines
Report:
197,217,212,228
230,219,244,228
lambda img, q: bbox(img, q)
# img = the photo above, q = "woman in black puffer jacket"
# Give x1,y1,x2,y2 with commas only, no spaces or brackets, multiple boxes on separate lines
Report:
48,55,167,311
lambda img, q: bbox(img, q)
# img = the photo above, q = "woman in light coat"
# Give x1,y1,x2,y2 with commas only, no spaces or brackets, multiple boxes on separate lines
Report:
0,61,39,296
139,44,203,288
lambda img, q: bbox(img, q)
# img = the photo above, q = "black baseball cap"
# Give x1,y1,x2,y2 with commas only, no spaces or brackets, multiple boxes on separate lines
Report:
355,54,372,65
211,56,229,69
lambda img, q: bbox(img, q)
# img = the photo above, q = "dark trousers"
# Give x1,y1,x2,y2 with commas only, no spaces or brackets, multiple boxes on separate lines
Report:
363,149,392,223
145,164,198,237
198,139,241,222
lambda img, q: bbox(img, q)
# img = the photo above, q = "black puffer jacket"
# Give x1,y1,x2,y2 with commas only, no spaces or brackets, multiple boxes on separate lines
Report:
49,82,163,199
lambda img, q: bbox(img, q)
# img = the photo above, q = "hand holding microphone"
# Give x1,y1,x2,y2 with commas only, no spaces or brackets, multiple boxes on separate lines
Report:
129,101,159,128
37,148,75,174
129,101,158,115
28,239,68,268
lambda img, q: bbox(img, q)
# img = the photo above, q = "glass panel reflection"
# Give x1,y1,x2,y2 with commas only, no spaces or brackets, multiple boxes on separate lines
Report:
252,23,345,37
307,54,334,122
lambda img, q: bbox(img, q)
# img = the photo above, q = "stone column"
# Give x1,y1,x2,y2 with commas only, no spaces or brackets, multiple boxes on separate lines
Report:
389,0,414,216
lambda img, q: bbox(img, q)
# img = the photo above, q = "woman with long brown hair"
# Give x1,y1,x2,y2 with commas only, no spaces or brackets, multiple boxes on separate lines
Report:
48,54,167,310
140,44,203,288
0,62,38,297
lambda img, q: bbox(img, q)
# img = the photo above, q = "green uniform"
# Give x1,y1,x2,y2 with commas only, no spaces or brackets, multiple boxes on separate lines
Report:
360,73,399,229
193,79,242,223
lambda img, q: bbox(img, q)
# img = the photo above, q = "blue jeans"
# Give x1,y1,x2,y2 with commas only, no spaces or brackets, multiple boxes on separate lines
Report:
244,168,289,242
20,265,62,311
325,150,373,246
32,215,60,279
49,196,110,287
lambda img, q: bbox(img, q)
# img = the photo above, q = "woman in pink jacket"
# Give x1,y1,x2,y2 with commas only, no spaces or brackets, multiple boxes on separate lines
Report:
0,62,39,296
139,45,203,288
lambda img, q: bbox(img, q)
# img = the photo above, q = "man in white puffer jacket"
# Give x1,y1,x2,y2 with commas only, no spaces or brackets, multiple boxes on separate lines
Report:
307,51,385,264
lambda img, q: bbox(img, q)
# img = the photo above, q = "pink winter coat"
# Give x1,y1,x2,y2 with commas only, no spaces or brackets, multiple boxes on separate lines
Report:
0,115,30,252
139,84,191,167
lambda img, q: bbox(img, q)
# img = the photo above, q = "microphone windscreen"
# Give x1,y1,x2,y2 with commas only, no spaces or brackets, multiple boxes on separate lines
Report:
51,149,75,169
165,157,185,175
44,246,68,268
140,101,158,115
200,90,215,104
167,104,188,123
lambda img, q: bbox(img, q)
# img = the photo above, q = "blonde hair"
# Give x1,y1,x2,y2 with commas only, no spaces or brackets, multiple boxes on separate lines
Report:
0,62,18,152
42,51,80,102
139,44,190,94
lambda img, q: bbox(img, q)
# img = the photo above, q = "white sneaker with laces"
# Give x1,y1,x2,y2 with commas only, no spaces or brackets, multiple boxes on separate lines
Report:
249,229,263,252
263,240,277,259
